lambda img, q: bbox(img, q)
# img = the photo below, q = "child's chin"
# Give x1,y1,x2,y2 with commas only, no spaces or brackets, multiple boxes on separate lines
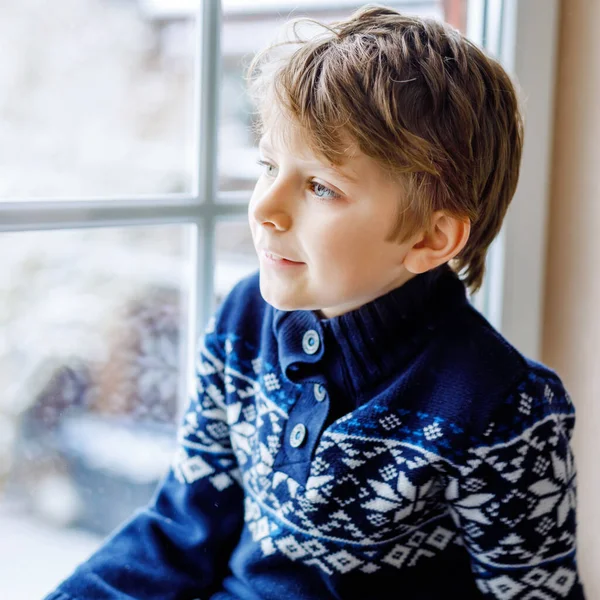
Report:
259,284,304,312
262,294,302,312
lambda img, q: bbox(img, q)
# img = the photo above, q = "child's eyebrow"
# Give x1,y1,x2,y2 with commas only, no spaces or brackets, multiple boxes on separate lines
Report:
258,138,273,153
258,138,358,185
320,164,358,185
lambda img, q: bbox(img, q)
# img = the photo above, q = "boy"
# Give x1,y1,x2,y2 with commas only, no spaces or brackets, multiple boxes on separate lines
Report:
46,5,585,599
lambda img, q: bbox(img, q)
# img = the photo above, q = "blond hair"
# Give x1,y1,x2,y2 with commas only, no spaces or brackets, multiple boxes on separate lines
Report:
246,4,524,292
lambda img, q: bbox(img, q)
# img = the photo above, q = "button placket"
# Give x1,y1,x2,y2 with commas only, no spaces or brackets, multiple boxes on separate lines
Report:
289,423,307,448
302,329,320,355
273,322,327,477
313,383,327,402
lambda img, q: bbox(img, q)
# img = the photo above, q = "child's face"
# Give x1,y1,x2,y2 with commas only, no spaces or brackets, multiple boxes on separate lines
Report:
248,121,417,318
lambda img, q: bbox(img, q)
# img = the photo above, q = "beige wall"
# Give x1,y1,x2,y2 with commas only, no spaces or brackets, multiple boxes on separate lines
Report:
543,0,600,594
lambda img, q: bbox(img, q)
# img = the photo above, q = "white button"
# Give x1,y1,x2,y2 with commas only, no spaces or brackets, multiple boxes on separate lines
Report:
302,330,320,355
290,424,307,448
314,384,327,402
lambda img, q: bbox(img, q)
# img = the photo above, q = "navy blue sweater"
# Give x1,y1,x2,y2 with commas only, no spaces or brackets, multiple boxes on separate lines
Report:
46,265,585,599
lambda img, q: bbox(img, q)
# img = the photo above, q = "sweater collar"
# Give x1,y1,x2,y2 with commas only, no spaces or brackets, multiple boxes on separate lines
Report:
272,264,469,395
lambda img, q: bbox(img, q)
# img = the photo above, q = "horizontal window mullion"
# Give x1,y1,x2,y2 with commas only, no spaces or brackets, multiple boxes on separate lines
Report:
218,190,252,204
0,197,248,233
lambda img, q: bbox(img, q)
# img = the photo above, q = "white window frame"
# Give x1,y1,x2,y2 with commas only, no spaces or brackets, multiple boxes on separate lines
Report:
476,0,560,360
0,0,558,397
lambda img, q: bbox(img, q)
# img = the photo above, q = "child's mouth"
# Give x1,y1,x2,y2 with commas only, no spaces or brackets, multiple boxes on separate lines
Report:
262,250,304,267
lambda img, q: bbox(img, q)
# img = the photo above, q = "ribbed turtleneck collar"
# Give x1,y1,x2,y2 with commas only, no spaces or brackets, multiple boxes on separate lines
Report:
272,264,469,399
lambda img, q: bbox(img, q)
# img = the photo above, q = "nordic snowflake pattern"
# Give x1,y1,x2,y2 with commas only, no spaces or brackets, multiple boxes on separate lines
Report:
172,333,581,598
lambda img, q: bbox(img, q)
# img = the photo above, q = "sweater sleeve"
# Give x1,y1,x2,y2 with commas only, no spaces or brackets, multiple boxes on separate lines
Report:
445,368,586,599
44,318,244,600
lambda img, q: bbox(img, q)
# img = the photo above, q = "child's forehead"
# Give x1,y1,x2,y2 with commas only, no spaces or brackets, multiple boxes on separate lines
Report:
259,114,361,169
260,102,358,155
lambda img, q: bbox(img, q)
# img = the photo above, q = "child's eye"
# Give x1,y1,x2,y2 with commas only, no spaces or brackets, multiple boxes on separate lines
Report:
256,160,340,200
257,159,278,178
309,181,341,200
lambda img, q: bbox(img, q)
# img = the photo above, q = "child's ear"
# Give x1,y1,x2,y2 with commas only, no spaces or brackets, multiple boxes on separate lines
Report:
403,211,470,274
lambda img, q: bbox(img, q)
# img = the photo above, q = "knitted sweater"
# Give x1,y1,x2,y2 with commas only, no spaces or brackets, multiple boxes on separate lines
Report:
46,265,585,600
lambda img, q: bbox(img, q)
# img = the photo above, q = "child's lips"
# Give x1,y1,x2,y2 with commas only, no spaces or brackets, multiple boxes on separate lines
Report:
261,249,305,267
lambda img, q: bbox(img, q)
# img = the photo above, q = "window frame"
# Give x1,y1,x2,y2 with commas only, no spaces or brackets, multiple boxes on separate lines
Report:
452,0,560,362
476,0,560,360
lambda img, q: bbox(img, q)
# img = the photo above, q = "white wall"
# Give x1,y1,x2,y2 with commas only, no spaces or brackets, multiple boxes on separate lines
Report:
542,0,600,594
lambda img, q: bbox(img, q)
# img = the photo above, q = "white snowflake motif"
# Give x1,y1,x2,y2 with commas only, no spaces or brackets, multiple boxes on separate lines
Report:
367,513,388,528
276,535,307,560
263,373,281,392
267,434,281,454
176,453,214,484
464,522,484,539
545,567,577,595
535,516,554,536
532,456,550,477
252,357,262,374
197,359,217,377
463,478,486,493
325,550,363,574
445,478,494,526
205,315,216,334
485,575,526,599
311,456,330,476
519,393,533,415
180,411,199,438
528,450,576,528
423,422,443,441
243,404,257,423
206,383,225,404
249,516,270,541
380,414,402,431
379,464,397,481
360,563,380,574
302,539,328,557
362,472,439,523
544,384,555,404
426,526,455,551
206,421,229,440
483,422,495,437
210,472,234,491
224,375,236,394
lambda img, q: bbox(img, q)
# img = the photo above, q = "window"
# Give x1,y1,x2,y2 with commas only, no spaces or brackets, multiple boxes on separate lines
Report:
1,1,546,597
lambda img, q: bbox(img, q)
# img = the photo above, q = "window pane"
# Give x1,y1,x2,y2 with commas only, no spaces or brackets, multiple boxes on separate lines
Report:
215,219,259,307
218,0,460,195
0,225,192,598
1,1,198,200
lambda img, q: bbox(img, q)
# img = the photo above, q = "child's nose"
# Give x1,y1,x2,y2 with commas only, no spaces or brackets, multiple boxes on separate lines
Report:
250,184,293,232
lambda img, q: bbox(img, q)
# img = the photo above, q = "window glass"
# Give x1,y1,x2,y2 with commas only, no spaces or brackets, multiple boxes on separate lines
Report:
0,225,192,598
0,0,198,200
215,219,259,307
